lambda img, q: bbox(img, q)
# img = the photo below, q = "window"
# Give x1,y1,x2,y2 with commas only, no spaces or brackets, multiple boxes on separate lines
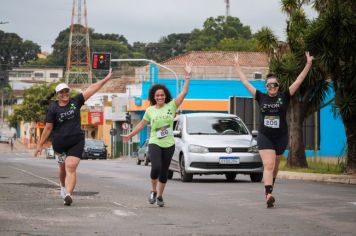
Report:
253,72,263,80
49,73,58,78
34,73,44,78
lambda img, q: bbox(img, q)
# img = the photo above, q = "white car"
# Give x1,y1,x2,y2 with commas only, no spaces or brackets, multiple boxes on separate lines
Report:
168,113,263,182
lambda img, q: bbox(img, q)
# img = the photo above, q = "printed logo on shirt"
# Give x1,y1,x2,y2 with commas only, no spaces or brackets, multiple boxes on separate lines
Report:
58,102,77,123
167,109,173,115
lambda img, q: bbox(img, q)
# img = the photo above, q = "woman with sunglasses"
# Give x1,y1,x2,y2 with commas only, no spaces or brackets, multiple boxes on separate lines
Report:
35,69,113,206
122,63,192,207
234,52,313,208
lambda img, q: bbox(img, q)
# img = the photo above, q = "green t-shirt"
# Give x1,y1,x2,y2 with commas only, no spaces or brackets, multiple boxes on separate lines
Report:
143,100,177,148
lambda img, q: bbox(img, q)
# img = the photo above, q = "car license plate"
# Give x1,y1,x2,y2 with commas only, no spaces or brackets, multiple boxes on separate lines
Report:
219,157,240,164
93,153,100,156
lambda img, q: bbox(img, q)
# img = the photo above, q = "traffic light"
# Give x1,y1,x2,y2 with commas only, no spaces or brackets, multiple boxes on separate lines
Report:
125,112,131,123
92,52,111,70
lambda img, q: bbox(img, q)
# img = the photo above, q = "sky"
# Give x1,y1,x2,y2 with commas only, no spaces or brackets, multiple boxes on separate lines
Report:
0,0,317,53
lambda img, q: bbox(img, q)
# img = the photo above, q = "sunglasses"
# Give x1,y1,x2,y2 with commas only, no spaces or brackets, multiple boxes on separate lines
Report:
58,88,70,94
266,83,279,89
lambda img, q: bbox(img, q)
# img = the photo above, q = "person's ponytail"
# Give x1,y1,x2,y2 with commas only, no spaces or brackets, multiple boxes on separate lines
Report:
40,91,56,106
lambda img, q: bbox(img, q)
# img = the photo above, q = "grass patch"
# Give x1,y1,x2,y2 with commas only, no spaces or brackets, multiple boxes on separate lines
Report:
279,157,346,174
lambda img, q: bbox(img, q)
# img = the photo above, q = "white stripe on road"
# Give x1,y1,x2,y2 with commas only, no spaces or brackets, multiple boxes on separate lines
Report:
349,202,356,206
112,209,136,217
11,167,59,186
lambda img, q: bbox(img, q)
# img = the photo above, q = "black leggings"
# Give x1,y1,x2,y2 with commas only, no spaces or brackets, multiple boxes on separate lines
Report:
148,144,175,183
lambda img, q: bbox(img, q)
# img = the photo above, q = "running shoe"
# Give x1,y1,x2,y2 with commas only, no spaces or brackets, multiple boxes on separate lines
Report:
266,195,275,208
148,191,157,204
64,194,73,206
156,196,164,207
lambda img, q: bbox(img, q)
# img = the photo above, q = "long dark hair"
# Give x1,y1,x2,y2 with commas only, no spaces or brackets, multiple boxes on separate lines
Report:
148,84,172,105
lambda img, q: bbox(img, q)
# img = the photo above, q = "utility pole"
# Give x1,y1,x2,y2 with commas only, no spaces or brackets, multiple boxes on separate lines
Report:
65,0,92,84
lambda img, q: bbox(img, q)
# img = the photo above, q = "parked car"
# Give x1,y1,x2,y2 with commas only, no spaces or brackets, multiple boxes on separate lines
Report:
136,139,150,165
82,139,108,160
0,134,10,144
45,146,55,159
169,113,263,182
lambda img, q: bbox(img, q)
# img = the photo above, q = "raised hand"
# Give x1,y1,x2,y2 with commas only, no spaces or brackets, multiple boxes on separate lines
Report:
305,51,314,64
184,62,193,79
234,53,240,67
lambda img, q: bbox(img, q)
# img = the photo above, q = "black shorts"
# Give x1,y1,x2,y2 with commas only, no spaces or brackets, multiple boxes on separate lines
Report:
257,132,288,155
52,134,85,159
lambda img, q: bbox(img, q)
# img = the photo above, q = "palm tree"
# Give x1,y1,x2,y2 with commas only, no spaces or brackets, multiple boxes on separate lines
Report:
306,0,356,173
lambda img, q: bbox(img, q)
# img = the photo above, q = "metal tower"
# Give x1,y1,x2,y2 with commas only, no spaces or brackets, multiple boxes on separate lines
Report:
225,0,230,20
65,0,92,84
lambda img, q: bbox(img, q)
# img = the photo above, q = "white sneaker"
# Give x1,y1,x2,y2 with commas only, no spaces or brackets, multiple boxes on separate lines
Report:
60,186,66,199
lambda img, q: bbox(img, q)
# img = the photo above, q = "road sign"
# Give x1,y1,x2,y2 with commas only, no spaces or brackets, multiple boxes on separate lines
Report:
110,128,117,136
122,123,129,130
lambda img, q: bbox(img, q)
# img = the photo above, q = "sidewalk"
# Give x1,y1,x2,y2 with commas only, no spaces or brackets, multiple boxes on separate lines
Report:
278,171,356,185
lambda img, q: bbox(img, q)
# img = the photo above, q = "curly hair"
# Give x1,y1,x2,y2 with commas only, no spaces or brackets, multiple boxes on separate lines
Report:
148,84,172,105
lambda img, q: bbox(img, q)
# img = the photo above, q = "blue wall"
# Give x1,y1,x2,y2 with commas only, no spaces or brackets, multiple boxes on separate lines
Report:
138,64,346,156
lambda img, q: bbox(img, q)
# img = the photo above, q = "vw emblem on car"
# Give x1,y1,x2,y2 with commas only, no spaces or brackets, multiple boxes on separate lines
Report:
226,146,232,154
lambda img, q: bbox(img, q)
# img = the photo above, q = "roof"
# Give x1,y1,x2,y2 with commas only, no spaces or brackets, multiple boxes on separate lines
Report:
161,51,268,67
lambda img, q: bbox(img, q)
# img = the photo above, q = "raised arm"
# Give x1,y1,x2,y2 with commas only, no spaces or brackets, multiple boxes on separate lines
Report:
234,54,256,98
83,69,113,101
35,123,53,157
289,51,314,96
175,62,192,107
122,119,149,142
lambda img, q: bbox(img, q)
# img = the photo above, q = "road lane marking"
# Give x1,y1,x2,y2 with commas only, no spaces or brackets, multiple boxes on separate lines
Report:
11,167,58,186
113,201,127,208
112,209,136,217
349,202,356,206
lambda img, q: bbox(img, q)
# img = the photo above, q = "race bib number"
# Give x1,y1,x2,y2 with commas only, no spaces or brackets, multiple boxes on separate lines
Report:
264,116,280,128
156,125,172,139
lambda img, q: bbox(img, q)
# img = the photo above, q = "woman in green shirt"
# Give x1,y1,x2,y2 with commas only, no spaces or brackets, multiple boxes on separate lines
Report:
123,63,192,207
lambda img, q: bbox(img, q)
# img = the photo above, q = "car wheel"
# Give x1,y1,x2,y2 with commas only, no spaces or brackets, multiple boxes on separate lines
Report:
225,173,237,182
144,155,149,166
250,173,263,182
167,170,174,180
179,156,193,182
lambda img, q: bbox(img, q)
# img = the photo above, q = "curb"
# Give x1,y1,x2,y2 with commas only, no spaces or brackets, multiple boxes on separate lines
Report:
278,171,356,185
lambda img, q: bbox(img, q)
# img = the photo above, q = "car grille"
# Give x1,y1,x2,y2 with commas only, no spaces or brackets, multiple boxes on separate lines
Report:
190,162,262,169
208,147,249,153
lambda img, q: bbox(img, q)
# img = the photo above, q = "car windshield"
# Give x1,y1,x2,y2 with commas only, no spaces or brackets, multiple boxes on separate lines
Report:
187,116,249,135
86,139,105,147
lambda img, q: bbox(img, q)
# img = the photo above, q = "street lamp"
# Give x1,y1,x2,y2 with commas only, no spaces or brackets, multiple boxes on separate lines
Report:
111,59,179,96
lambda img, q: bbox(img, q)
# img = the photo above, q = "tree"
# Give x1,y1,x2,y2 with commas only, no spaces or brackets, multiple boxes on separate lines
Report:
0,30,40,70
186,16,254,51
305,0,356,173
51,26,131,66
143,33,191,62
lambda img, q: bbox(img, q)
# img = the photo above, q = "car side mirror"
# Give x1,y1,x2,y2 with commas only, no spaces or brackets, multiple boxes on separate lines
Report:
173,130,182,138
251,130,258,138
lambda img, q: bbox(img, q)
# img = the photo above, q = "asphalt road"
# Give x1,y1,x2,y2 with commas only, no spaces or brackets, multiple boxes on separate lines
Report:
0,143,355,236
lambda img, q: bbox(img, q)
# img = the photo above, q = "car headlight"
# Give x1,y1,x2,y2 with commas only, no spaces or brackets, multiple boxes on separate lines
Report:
248,145,259,153
188,144,209,153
